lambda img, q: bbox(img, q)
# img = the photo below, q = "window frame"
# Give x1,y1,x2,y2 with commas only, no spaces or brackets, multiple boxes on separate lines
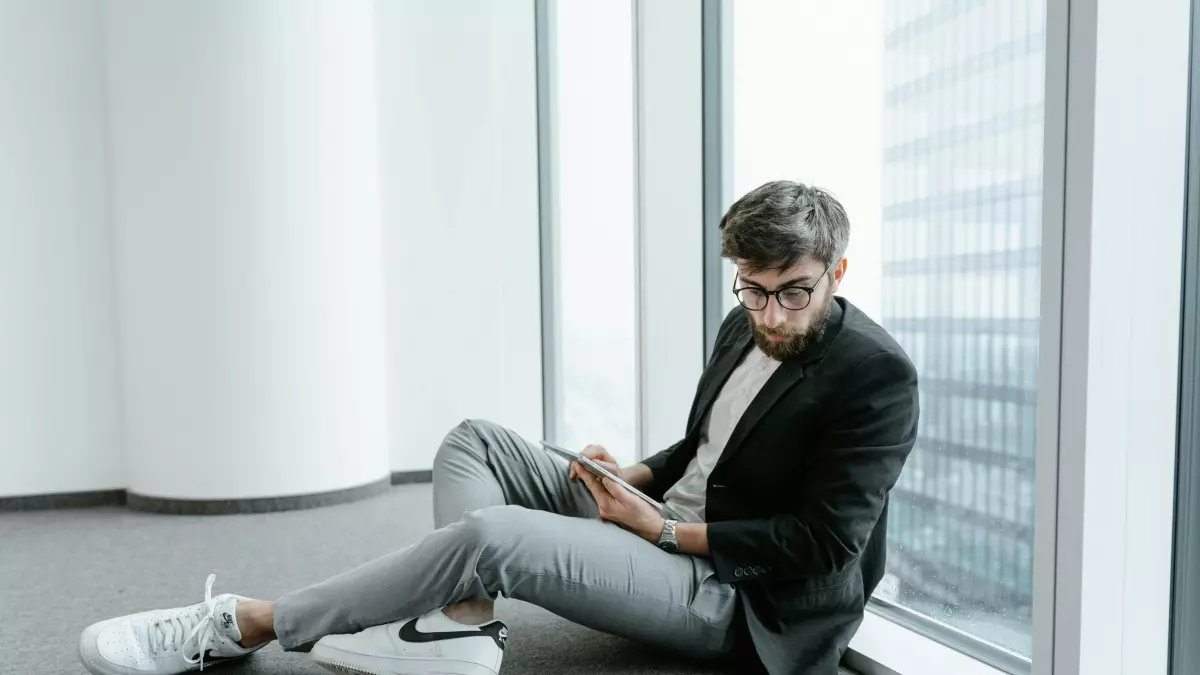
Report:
534,0,561,446
1050,0,1187,671
846,609,1012,675
537,0,705,460
701,0,731,365
1170,0,1200,671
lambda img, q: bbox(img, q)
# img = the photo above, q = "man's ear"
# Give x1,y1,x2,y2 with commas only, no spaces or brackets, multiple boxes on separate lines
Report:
831,258,848,291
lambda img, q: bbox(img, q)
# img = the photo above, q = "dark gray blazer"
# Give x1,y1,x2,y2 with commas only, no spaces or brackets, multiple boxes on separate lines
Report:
642,297,920,674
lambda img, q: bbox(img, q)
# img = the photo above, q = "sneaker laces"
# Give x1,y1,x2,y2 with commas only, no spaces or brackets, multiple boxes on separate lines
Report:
147,608,198,655
147,573,222,671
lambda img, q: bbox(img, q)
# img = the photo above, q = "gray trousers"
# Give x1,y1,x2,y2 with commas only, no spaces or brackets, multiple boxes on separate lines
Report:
274,419,740,658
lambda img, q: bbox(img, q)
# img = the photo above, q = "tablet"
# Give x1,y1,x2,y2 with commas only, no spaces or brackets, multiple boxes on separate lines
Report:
540,441,664,512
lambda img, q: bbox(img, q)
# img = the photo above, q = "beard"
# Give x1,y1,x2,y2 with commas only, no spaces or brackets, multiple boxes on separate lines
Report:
749,291,834,361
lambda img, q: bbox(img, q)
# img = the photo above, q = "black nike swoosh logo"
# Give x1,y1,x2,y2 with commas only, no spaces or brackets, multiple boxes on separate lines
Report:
398,618,507,651
185,649,239,664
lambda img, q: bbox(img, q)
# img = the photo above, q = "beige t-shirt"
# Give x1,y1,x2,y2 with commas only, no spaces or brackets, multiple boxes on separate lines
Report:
662,347,782,523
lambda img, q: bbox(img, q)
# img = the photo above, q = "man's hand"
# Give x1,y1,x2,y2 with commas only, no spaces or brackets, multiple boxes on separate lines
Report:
567,444,623,482
568,445,655,490
577,470,664,544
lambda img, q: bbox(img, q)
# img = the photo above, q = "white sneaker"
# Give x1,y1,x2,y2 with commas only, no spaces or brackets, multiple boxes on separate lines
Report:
311,608,507,675
78,574,265,675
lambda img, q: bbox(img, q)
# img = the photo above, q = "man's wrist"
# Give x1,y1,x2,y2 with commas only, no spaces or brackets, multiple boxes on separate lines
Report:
674,523,709,557
641,515,666,544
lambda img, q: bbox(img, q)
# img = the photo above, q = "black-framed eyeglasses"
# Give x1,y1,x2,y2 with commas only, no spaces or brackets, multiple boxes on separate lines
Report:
732,265,832,312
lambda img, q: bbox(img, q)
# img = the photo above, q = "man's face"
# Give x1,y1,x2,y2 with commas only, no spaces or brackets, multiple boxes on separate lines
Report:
735,257,846,361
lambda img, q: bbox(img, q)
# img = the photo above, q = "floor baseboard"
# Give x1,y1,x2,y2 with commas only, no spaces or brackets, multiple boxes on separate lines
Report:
0,489,127,512
126,476,393,515
0,472,434,514
391,469,433,485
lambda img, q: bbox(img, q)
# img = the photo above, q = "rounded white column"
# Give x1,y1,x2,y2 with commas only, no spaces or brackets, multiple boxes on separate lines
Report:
104,0,390,505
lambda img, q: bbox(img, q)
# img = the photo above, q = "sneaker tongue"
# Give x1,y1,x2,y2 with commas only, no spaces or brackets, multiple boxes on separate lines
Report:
211,596,244,643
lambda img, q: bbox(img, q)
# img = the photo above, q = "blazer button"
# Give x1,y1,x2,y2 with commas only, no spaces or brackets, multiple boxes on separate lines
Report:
734,567,744,578
753,566,765,575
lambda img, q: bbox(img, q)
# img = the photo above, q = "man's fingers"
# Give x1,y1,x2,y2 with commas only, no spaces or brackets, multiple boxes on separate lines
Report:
581,444,614,464
584,474,620,522
592,460,619,475
579,470,604,499
601,476,629,501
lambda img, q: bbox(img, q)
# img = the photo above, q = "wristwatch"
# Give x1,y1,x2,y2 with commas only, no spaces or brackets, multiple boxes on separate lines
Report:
656,519,679,553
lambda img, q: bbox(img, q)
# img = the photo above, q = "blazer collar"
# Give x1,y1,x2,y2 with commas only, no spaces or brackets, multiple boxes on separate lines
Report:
700,298,847,469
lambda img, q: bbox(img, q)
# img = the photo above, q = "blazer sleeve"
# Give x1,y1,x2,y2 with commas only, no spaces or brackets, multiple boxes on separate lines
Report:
706,349,919,583
641,438,683,488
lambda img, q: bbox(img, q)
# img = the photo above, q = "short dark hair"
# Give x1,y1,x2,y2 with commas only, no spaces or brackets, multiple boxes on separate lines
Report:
719,180,850,275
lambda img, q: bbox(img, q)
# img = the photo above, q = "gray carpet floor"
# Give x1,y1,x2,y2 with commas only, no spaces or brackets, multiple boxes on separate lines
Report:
1,484,856,675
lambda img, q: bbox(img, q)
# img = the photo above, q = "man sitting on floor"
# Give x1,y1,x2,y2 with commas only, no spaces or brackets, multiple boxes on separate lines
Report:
79,180,920,675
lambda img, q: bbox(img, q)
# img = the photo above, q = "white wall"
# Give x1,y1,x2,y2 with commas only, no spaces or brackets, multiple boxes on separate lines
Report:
0,0,546,498
0,0,124,498
375,0,544,471
103,0,391,499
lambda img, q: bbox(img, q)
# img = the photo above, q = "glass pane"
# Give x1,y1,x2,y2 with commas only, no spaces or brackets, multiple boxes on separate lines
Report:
727,0,1046,657
546,1,638,467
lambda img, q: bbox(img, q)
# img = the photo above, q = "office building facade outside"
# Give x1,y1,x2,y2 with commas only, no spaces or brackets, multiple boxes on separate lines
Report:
877,0,1046,654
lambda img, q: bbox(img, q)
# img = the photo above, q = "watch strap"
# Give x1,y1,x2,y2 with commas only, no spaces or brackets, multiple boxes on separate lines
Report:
656,518,679,552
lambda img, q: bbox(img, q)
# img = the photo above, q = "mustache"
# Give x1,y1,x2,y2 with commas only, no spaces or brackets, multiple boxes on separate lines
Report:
756,325,800,338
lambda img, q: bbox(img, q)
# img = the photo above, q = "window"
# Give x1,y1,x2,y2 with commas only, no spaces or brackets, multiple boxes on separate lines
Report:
539,1,639,467
722,0,1047,658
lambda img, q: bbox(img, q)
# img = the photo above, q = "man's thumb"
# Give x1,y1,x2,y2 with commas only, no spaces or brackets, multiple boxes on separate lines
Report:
601,477,623,499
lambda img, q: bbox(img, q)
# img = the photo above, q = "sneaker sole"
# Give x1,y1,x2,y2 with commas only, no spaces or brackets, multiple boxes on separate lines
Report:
311,642,499,675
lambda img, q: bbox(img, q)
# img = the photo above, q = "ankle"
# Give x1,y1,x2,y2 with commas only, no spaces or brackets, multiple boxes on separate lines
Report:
442,599,494,625
235,600,277,648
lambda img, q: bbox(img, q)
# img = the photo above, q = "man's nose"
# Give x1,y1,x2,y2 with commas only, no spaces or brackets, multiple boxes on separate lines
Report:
763,298,787,327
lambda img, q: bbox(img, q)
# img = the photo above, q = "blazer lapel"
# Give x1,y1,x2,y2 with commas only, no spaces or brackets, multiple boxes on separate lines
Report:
715,299,847,469
715,358,806,471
